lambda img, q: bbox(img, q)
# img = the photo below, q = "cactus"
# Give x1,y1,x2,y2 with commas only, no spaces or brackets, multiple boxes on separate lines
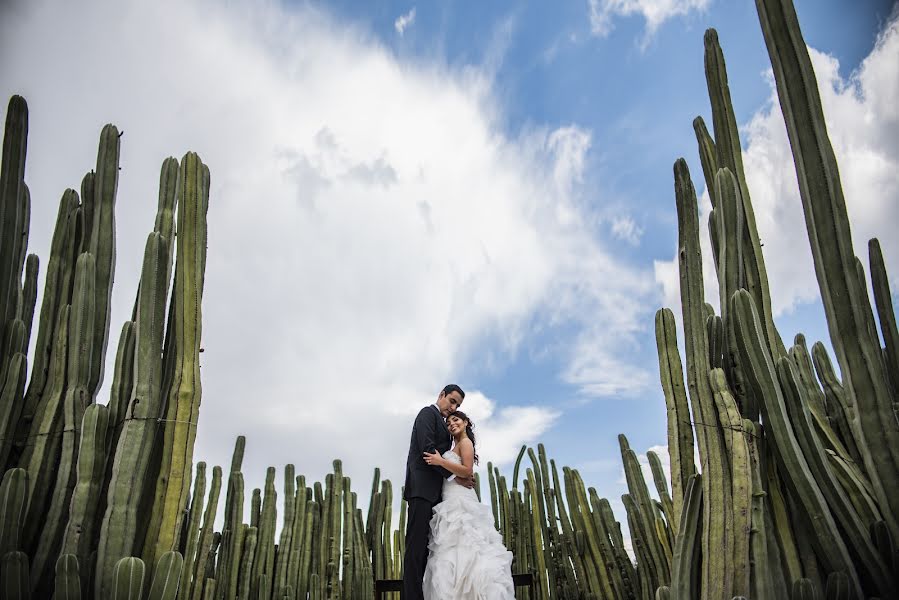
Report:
112,557,146,600
19,304,69,550
0,467,27,555
31,252,96,590
0,352,26,474
60,403,109,577
755,0,899,535
148,551,184,600
146,152,210,567
55,553,81,600
670,474,701,599
86,124,119,400
868,238,899,396
2,550,30,600
674,157,733,599
702,31,784,362
655,307,695,528
0,96,28,362
186,466,221,600
824,572,850,600
731,289,864,596
96,232,170,597
619,435,669,589
238,526,258,600
179,463,206,600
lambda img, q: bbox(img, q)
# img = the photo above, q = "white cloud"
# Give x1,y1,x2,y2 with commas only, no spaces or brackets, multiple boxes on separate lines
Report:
611,215,643,245
0,0,655,500
458,391,559,467
588,0,711,42
394,7,416,35
655,12,899,323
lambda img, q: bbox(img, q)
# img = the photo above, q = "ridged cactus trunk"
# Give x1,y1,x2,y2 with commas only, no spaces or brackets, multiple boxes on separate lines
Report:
755,0,899,538
647,0,899,597
95,231,170,597
145,152,210,568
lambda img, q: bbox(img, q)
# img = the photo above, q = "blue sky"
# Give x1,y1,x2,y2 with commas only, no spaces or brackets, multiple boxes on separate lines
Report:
2,0,897,523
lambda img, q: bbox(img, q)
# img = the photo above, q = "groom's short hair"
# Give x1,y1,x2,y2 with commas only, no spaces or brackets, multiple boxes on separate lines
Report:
442,384,465,399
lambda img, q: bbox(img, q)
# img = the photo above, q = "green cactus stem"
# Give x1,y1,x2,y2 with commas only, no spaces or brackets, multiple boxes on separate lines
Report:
54,553,81,600
0,352,26,471
670,474,701,599
148,551,184,600
2,550,30,600
0,96,28,359
0,467,27,555
654,308,695,531
238,526,258,600
674,157,732,599
19,304,69,550
60,403,109,571
86,124,119,399
868,239,899,396
96,232,170,598
186,466,221,600
146,153,209,566
755,0,899,535
112,557,145,600
732,289,863,597
179,462,206,600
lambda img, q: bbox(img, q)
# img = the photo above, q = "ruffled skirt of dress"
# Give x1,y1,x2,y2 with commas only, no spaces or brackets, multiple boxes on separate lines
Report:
422,483,515,600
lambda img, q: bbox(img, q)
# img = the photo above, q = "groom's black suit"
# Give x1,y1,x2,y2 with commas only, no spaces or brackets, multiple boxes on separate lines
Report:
403,404,453,600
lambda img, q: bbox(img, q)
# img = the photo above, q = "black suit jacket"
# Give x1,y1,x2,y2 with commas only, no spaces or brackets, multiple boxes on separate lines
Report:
403,405,453,503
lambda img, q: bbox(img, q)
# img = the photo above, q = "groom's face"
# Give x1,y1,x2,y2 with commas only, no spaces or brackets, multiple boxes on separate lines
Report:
436,390,463,417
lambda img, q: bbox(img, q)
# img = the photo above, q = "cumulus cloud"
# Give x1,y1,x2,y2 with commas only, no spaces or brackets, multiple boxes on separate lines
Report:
0,0,655,498
458,391,559,466
611,215,644,245
588,0,711,42
395,7,416,35
655,12,899,323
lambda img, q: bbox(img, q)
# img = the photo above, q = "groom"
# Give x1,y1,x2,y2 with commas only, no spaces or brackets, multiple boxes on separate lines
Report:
403,384,471,600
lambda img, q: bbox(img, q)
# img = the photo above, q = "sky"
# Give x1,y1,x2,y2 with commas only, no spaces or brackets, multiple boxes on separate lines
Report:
1,0,897,530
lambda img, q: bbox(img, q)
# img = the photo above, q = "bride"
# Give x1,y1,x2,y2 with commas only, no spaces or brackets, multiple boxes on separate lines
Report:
421,411,515,599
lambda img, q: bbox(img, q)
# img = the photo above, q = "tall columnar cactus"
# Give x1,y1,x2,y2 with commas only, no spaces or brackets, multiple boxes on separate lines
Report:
31,251,96,590
185,466,221,600
148,551,184,600
60,404,109,579
146,152,210,567
0,96,28,369
755,0,899,537
673,157,732,600
732,289,864,597
55,553,81,599
654,308,694,526
2,550,30,600
868,238,899,397
0,467,27,556
702,31,784,362
96,232,170,597
19,304,69,548
112,557,145,600
0,351,26,472
86,124,119,400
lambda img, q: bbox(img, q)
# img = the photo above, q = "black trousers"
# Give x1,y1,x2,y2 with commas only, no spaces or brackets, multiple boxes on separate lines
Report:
403,497,436,600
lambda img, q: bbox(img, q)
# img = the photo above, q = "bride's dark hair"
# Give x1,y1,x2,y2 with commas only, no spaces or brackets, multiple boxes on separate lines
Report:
447,410,479,465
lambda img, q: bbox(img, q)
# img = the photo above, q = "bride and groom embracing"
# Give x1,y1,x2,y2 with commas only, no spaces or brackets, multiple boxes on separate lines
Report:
402,384,516,600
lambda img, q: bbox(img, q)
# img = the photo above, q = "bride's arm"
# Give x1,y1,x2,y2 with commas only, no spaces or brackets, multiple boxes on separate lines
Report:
422,440,474,478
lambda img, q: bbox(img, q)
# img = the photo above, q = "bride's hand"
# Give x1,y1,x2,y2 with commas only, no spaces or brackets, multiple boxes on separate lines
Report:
423,450,442,466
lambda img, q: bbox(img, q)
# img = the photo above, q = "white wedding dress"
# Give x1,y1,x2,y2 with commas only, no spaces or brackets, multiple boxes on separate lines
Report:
422,450,515,600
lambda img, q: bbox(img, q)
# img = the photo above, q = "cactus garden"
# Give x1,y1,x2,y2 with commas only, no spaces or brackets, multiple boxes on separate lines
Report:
0,0,897,598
